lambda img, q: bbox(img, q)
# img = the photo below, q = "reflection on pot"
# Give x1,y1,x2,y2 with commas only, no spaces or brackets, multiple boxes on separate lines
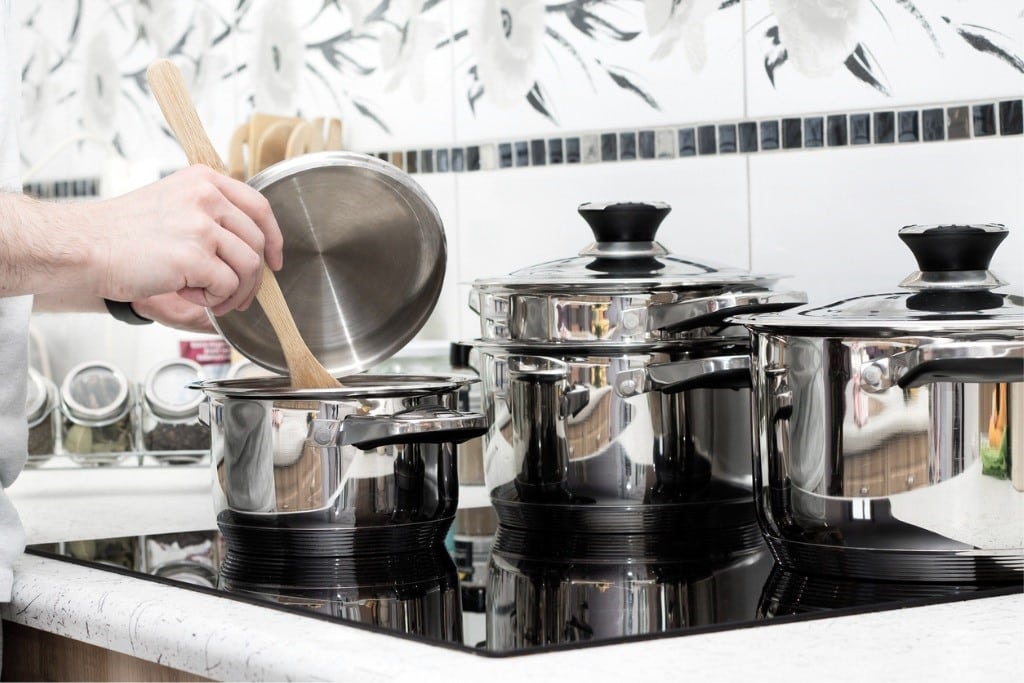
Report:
485,527,772,651
219,547,463,642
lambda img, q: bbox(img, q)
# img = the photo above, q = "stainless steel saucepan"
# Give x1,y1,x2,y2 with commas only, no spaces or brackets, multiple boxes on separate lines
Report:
695,224,1023,583
469,201,806,537
195,375,487,557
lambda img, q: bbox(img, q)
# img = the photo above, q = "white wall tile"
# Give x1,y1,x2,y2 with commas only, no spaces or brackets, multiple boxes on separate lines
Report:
744,0,1024,118
406,173,461,343
452,156,751,340
749,138,1024,307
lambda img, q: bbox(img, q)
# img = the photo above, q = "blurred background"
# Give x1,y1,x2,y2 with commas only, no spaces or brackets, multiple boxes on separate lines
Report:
14,0,1024,385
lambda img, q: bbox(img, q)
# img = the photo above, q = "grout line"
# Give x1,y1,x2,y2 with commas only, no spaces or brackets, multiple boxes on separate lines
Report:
740,0,752,272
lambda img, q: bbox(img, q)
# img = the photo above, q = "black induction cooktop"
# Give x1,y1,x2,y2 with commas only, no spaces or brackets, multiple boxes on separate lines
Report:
26,523,1021,657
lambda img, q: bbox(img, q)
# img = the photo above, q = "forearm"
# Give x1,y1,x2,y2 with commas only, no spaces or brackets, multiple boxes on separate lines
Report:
32,290,106,314
0,192,96,298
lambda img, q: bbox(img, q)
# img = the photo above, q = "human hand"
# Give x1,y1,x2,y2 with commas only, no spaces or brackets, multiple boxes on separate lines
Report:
81,165,284,316
131,292,216,334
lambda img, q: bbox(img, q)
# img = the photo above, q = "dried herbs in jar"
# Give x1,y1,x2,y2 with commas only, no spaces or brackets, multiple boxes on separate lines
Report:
25,367,58,461
60,361,134,465
141,358,210,461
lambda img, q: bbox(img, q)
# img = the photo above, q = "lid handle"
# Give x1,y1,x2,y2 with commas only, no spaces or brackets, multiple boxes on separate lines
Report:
578,202,671,244
898,224,1008,291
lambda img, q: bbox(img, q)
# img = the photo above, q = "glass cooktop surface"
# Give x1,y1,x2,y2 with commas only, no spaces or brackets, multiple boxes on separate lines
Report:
27,520,1021,657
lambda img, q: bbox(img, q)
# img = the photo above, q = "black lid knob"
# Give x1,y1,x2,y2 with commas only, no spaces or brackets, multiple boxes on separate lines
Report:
899,224,1007,272
578,201,671,243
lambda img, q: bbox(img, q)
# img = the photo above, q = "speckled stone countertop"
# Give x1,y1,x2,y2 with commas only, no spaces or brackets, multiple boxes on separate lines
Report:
3,467,1022,682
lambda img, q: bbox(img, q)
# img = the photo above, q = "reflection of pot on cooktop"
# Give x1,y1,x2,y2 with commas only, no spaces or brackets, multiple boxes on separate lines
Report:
757,564,993,619
219,547,463,643
485,527,773,651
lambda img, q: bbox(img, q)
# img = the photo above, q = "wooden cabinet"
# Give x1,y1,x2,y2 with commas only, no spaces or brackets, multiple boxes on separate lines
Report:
1,620,209,682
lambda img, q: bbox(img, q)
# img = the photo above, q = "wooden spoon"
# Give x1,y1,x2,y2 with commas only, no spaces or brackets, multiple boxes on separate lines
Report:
146,59,342,390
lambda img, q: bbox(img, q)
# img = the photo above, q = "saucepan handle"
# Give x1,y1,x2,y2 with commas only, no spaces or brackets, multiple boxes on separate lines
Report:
340,406,488,450
649,291,806,332
615,354,752,397
892,341,1023,389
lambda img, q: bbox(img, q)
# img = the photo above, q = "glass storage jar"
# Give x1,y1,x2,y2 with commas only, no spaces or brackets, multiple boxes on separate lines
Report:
60,361,135,465
141,358,210,462
25,367,58,464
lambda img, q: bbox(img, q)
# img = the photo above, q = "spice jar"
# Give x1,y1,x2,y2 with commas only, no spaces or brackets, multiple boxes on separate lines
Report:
25,367,58,464
141,358,210,461
60,361,135,465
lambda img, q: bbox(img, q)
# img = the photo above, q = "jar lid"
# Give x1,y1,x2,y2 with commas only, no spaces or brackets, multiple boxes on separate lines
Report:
736,224,1024,335
144,358,206,420
60,361,132,424
471,202,782,292
25,367,55,426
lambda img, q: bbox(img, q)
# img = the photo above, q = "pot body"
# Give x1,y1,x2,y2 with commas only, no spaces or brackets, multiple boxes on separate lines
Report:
476,344,759,537
197,376,487,556
750,332,1024,582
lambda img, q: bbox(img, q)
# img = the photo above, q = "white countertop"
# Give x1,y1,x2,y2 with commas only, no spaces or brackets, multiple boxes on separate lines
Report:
3,466,1022,682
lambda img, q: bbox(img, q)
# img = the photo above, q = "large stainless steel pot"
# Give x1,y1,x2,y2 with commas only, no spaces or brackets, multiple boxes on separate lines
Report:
469,202,805,535
195,375,487,557
729,224,1024,583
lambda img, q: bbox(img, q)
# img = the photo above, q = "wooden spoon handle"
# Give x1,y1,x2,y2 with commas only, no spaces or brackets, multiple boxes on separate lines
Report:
146,59,340,390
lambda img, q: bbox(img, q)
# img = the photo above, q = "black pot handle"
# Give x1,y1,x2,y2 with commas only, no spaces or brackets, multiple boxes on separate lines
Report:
341,406,488,450
894,341,1023,389
616,355,752,397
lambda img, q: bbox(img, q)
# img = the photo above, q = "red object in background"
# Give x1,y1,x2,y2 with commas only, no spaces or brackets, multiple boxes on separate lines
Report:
179,339,232,379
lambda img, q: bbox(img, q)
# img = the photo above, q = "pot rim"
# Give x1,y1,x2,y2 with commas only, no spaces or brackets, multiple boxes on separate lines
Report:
731,291,1024,337
192,373,477,400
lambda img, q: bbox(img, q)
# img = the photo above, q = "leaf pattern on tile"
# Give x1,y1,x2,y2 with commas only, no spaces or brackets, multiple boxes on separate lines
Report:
756,0,1024,95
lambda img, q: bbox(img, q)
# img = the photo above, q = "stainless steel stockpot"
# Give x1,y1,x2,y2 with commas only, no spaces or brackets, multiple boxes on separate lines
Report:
476,344,762,539
195,375,487,556
469,201,805,535
730,224,1024,583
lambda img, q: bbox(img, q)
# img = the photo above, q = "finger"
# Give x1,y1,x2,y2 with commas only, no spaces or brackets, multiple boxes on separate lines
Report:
209,174,285,271
215,202,267,281
176,248,240,312
208,229,262,316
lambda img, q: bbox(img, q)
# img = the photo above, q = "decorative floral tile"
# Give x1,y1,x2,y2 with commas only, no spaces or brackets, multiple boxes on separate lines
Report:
744,0,1024,118
448,0,745,143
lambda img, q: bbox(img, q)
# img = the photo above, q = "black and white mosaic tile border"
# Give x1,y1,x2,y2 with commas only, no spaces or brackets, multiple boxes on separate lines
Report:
378,98,1024,175
21,98,1024,197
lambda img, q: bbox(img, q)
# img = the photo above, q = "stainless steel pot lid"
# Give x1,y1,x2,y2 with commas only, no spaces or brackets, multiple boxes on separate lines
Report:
471,202,782,292
736,224,1024,335
193,374,477,401
470,202,805,344
212,151,447,376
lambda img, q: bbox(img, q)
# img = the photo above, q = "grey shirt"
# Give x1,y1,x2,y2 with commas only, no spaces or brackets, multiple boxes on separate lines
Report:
0,0,31,601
